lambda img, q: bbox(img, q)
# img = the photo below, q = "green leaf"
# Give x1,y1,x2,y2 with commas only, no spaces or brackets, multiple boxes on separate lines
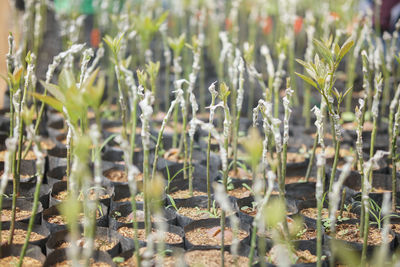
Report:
313,39,333,64
295,72,318,89
31,93,63,113
40,81,65,103
59,69,75,90
338,39,355,62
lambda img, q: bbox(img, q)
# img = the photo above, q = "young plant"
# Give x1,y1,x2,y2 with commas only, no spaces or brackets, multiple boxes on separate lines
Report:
151,89,184,182
206,82,218,210
296,37,354,193
8,52,36,244
327,157,353,266
168,33,186,148
139,91,155,236
17,109,45,267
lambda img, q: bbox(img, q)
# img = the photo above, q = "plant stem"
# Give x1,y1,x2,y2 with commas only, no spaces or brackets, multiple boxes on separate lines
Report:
17,172,43,267
328,119,339,193
206,132,212,211
143,147,151,236
305,135,318,181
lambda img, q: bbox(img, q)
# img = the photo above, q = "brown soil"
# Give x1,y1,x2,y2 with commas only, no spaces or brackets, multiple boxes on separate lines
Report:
342,121,374,132
47,211,101,225
55,237,117,251
295,250,318,263
116,194,144,203
0,171,31,180
315,147,355,159
227,187,252,199
185,226,248,246
53,190,110,201
115,210,167,224
0,256,42,267
334,223,393,246
228,168,253,180
300,208,358,220
295,228,317,240
177,207,223,220
117,227,183,244
168,190,207,199
311,132,334,140
105,126,141,135
240,206,257,217
185,249,250,266
163,148,185,163
282,152,306,163
120,247,175,267
0,150,37,161
391,224,400,234
267,247,317,264
1,208,32,222
23,139,56,150
285,176,316,184
50,259,111,267
103,168,143,183
1,229,45,244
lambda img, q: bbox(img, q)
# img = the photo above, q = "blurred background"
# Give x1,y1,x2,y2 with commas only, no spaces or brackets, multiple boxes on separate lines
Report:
0,1,19,108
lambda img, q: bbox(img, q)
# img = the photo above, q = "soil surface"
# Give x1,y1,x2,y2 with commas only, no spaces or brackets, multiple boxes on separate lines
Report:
114,210,167,223
1,229,45,244
185,226,248,246
168,190,207,199
0,150,37,161
0,256,42,267
267,246,317,264
117,227,183,244
177,207,223,220
334,223,393,245
1,208,32,222
47,211,101,225
300,208,358,220
185,250,249,266
50,259,111,267
53,190,110,201
227,187,252,199
54,237,117,251
163,148,185,163
120,247,175,266
103,168,143,183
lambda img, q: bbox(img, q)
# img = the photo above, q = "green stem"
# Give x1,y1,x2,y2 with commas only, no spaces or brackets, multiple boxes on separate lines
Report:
303,84,311,129
143,147,151,236
305,135,318,181
232,110,240,173
130,100,138,162
206,132,212,211
188,136,194,196
17,173,43,267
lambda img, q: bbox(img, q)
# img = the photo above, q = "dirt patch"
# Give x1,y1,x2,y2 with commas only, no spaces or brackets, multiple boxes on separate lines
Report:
168,190,207,199
55,237,117,251
1,229,45,244
300,208,358,220
50,259,111,267
1,208,32,222
185,226,248,246
177,207,222,220
227,187,252,199
103,168,143,183
0,256,42,267
117,227,183,244
334,223,393,246
185,249,249,266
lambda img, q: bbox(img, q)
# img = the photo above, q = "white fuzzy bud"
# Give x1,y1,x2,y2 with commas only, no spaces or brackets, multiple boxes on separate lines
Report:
139,91,154,150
